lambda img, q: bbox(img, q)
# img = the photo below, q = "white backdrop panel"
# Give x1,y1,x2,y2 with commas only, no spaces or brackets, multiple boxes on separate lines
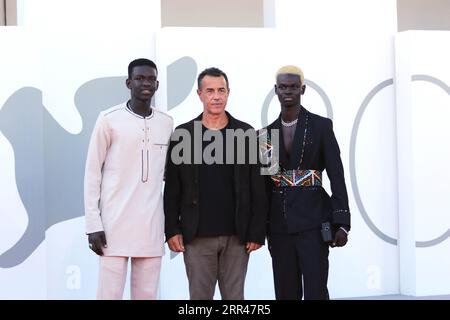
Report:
395,31,450,296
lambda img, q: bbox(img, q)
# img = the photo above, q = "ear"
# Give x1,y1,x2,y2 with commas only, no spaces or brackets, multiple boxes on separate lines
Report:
126,78,131,89
301,84,306,95
197,88,202,97
155,80,159,91
274,84,278,94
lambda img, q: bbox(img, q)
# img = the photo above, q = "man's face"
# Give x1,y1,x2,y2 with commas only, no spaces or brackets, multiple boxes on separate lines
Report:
197,75,229,116
126,65,159,102
275,74,305,108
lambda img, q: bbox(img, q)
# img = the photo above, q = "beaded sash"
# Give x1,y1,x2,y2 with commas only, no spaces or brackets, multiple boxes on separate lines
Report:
271,169,322,187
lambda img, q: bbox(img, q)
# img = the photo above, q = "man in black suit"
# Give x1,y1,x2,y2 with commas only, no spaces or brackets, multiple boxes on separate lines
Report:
261,65,350,300
164,67,267,300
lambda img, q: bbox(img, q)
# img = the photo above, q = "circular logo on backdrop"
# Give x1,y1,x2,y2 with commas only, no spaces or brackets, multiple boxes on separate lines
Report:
349,75,450,247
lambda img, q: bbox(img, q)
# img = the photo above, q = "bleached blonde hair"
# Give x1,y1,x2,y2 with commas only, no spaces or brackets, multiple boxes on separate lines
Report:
275,65,304,84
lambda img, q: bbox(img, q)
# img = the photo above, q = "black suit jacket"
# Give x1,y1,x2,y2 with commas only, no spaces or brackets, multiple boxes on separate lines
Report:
164,112,268,245
264,106,350,235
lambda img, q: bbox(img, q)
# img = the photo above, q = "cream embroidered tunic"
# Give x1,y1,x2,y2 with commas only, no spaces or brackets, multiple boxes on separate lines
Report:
84,103,173,257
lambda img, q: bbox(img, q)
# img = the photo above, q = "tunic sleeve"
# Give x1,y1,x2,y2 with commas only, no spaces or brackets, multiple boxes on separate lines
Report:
84,113,111,234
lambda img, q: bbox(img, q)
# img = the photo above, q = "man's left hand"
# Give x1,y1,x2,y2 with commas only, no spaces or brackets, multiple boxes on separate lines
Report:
330,229,348,248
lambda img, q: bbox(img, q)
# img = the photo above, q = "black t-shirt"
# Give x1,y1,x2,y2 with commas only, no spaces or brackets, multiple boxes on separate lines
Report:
197,124,236,237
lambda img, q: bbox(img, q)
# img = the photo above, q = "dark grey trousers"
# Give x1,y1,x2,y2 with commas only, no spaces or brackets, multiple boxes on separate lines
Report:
183,235,250,300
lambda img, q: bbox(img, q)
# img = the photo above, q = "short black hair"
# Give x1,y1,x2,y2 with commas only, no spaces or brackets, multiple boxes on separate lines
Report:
197,67,229,90
128,58,158,79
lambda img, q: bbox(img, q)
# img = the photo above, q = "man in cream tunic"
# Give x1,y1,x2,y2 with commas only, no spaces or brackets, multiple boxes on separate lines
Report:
84,58,173,299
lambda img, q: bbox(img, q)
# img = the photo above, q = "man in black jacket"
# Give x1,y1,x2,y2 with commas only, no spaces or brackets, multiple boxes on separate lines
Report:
261,65,350,300
164,67,267,300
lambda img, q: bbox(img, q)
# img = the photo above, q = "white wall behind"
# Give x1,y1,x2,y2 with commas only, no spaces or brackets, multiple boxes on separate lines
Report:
17,0,161,31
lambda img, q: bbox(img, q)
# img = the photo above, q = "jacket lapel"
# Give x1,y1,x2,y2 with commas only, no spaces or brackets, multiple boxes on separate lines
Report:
189,114,203,199
226,112,241,199
289,106,307,169
268,114,289,170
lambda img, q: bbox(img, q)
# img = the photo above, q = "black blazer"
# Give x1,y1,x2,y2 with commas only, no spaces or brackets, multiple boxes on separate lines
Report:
264,106,350,235
164,112,268,245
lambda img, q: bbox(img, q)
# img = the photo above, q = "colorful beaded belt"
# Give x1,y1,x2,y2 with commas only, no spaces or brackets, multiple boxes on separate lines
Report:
271,169,322,187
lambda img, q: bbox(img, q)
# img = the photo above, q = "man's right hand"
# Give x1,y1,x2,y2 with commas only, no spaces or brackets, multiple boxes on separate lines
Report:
88,231,107,256
167,234,185,252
